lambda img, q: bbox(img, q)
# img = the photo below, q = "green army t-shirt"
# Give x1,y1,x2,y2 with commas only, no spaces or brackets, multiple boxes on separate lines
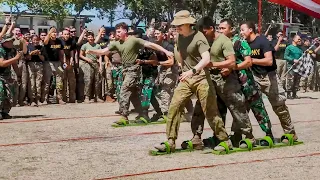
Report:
210,34,235,62
177,31,210,72
210,34,240,92
108,36,145,64
81,42,101,62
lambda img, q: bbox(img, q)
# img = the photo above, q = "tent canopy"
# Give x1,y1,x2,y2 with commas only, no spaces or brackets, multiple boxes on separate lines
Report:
269,0,320,19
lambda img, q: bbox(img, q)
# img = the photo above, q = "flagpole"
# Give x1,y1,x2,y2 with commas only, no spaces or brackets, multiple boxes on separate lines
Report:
258,0,262,34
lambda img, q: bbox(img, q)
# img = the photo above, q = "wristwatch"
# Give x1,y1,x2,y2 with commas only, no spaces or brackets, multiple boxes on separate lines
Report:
192,68,197,74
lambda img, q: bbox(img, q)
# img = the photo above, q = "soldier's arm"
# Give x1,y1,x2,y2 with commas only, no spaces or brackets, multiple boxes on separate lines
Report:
158,44,174,67
209,40,236,69
87,47,110,56
0,24,8,38
0,52,22,67
235,41,252,70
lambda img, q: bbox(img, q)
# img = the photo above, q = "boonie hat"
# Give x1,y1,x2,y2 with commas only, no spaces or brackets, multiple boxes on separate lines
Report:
171,10,196,26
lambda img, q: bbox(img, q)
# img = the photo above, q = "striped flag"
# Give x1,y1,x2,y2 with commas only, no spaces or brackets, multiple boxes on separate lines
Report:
269,0,320,19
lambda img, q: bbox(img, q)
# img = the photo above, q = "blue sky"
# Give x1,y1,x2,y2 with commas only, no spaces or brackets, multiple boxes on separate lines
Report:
1,4,132,28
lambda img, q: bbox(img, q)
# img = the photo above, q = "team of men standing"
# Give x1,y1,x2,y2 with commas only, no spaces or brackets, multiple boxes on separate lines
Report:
1,10,320,152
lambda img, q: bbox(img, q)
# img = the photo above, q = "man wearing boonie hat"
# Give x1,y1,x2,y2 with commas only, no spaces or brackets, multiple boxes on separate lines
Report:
154,10,229,153
0,35,23,120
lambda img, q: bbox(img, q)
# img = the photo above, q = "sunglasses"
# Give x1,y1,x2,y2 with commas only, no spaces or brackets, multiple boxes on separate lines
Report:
70,31,76,33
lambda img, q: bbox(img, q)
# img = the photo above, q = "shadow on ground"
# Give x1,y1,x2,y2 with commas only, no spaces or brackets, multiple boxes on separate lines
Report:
12,115,46,119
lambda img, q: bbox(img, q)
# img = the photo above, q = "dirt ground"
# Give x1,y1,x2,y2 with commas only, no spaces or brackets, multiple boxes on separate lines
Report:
1,92,320,180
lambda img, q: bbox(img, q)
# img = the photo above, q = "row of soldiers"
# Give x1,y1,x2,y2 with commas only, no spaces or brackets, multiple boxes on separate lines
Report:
85,10,303,152
0,16,129,108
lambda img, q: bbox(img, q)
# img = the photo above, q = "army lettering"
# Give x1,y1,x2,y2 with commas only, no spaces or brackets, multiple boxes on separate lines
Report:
64,45,71,50
279,44,287,48
99,42,107,47
251,49,260,56
51,44,61,49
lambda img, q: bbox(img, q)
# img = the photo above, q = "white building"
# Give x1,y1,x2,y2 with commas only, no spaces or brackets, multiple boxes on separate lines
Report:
0,12,94,35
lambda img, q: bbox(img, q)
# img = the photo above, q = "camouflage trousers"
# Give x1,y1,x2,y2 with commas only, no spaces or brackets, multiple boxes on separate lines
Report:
166,72,228,141
152,67,178,115
238,69,272,133
191,71,253,138
42,61,64,101
102,62,114,97
12,60,28,105
253,70,295,134
63,65,76,103
141,75,156,109
286,64,300,93
276,59,287,89
27,62,43,102
0,76,15,113
119,64,143,117
79,61,102,99
112,65,123,102
299,60,315,91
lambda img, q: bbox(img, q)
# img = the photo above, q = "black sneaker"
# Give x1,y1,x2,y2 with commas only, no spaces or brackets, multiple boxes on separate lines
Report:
150,113,162,122
2,113,12,119
115,110,121,115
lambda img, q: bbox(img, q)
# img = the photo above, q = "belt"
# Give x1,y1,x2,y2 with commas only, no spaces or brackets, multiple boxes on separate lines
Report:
209,68,221,75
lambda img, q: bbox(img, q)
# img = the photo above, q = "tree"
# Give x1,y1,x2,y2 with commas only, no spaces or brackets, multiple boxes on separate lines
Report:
1,0,29,20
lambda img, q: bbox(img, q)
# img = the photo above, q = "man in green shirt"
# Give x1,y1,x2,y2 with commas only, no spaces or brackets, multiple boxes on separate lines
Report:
152,10,229,153
79,31,104,103
191,17,255,150
0,35,23,120
87,22,173,124
284,35,303,99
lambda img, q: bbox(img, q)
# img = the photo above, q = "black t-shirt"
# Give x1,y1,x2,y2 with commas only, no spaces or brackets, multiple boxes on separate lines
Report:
155,41,174,62
27,44,44,62
97,37,108,61
249,35,277,75
272,39,288,59
97,37,108,49
139,48,157,77
61,38,76,59
43,38,64,61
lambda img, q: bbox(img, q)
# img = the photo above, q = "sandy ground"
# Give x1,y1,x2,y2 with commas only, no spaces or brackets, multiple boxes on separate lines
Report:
1,92,320,180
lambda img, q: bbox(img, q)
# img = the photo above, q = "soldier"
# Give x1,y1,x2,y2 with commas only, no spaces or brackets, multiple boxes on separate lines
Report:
11,27,28,106
61,30,76,103
26,35,45,106
95,27,115,102
241,21,298,143
190,17,255,150
79,31,104,103
218,19,273,142
42,27,66,104
153,11,229,152
150,27,178,122
87,22,173,125
0,35,23,120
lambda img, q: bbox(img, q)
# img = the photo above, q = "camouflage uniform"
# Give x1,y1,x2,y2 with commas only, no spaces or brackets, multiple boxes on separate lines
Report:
27,62,43,102
233,36,272,133
42,61,64,101
0,47,15,115
17,59,28,105
102,61,114,97
119,64,143,117
191,35,254,139
139,48,158,115
79,61,102,99
63,65,76,102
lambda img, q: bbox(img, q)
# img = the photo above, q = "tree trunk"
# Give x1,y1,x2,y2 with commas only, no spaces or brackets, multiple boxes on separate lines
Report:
207,0,219,18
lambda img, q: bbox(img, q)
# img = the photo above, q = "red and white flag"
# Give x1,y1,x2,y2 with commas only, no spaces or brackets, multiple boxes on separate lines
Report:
269,0,320,19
